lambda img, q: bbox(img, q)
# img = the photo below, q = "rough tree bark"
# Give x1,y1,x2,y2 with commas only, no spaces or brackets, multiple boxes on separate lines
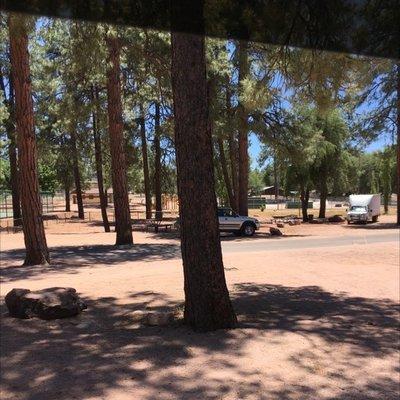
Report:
92,86,110,232
139,105,152,220
8,14,49,265
64,185,71,212
217,137,235,209
226,85,239,212
273,147,281,210
0,61,22,225
106,34,133,245
300,187,310,222
171,26,237,331
319,185,327,219
318,165,328,219
237,40,249,216
397,62,399,225
70,126,84,219
154,101,163,220
209,76,235,210
228,132,239,212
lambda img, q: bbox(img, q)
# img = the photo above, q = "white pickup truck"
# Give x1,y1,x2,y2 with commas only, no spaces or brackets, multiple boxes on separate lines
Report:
218,207,260,236
346,194,381,224
174,208,261,236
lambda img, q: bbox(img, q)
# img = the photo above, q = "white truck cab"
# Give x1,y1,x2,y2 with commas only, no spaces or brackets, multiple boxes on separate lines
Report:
347,194,380,224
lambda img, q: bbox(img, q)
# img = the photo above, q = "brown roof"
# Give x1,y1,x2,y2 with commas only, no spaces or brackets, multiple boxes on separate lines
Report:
71,188,113,195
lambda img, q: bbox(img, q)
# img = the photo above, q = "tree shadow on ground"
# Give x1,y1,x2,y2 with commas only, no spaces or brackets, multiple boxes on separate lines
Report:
220,233,311,241
143,230,311,242
0,243,181,282
343,222,399,230
1,284,399,400
233,283,399,356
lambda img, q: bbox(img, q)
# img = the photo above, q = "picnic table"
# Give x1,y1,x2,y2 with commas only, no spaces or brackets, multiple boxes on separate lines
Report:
144,219,174,233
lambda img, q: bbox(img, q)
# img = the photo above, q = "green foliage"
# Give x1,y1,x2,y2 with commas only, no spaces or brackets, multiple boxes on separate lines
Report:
1,12,394,210
0,157,10,190
38,162,58,194
249,168,264,195
380,147,394,212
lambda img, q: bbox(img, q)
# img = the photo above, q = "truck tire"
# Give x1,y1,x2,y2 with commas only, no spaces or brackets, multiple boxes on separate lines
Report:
241,222,255,237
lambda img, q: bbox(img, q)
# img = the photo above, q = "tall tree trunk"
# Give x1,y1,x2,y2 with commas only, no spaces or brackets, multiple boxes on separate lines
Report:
300,187,310,222
226,85,239,212
228,132,239,212
3,75,22,226
237,40,249,216
70,127,84,219
139,105,152,220
383,191,389,214
318,165,328,219
65,185,71,212
273,148,280,209
209,76,235,210
396,62,399,225
8,14,49,265
319,185,327,219
171,25,236,331
106,35,133,245
8,124,22,226
217,138,235,210
92,86,110,232
154,101,163,220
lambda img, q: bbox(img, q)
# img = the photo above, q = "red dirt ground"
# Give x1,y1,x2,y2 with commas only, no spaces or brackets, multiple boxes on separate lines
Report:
0,215,399,400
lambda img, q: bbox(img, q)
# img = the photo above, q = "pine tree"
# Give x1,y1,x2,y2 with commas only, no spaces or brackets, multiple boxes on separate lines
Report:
139,104,152,220
171,7,236,330
0,18,21,225
105,32,133,245
8,13,49,265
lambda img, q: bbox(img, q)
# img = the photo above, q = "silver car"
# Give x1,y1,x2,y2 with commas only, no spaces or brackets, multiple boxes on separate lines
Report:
218,207,260,236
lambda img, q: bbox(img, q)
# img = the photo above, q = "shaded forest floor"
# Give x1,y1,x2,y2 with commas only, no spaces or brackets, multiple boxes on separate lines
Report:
0,216,399,400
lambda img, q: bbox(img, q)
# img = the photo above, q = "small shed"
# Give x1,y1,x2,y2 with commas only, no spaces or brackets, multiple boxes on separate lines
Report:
260,186,285,197
72,188,113,205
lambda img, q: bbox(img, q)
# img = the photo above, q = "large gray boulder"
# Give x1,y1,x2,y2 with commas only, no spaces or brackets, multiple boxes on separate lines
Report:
5,287,87,320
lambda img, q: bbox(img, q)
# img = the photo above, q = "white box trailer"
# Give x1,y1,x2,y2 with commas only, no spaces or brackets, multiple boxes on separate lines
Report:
347,194,381,224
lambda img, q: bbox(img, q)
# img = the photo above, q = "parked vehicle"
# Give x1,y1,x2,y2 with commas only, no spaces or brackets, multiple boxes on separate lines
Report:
218,207,260,236
346,194,380,224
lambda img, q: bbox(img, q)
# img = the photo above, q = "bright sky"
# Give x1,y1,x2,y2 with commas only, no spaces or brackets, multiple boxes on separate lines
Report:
250,132,393,169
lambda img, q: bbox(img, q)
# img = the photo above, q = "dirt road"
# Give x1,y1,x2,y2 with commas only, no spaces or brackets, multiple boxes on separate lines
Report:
0,217,399,400
222,231,398,253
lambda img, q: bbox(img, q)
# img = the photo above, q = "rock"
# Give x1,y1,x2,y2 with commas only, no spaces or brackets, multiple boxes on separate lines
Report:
277,222,285,228
288,220,295,226
144,311,174,326
131,310,146,322
269,227,283,236
309,219,323,224
328,214,345,223
5,287,87,320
